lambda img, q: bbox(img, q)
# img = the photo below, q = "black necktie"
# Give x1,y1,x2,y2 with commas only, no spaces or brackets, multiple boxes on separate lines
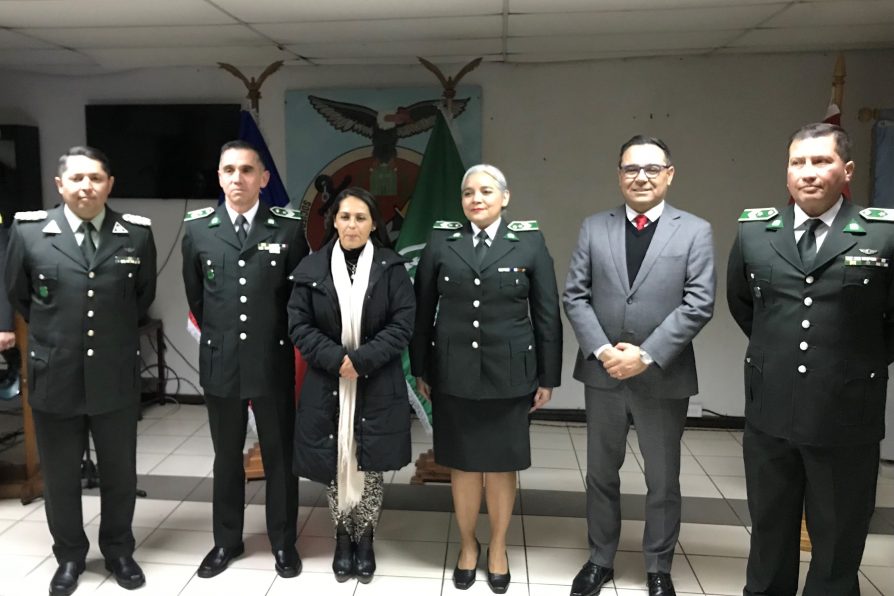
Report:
797,218,822,269
79,221,96,263
235,214,248,246
475,230,489,265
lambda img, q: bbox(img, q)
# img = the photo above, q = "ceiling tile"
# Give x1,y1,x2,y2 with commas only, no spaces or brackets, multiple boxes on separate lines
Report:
82,45,292,69
728,24,894,48
507,49,706,62
310,54,500,66
510,0,786,13
22,25,268,49
286,38,503,60
0,48,93,66
0,27,56,49
214,0,503,22
0,0,234,27
510,4,784,35
509,30,736,53
255,15,502,44
765,0,894,27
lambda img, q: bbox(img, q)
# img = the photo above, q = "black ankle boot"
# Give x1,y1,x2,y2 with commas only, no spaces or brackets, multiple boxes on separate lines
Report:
353,526,376,584
332,523,353,582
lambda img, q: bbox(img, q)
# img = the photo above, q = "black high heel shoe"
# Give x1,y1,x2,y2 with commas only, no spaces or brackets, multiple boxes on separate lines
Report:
486,548,510,594
452,539,481,590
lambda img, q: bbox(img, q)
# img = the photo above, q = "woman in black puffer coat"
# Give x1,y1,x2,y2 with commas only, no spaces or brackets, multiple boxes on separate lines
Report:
287,187,415,584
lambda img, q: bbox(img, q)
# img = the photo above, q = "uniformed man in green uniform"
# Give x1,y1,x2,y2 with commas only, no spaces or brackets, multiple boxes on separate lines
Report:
181,140,309,579
5,146,156,596
728,122,894,595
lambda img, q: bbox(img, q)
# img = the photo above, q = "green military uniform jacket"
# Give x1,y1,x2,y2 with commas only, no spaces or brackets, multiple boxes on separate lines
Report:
727,201,894,446
182,202,309,399
5,206,157,415
410,219,562,399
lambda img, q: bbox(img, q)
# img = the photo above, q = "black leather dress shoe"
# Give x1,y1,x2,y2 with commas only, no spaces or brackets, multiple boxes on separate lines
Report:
197,544,244,578
485,548,510,594
570,561,614,596
104,556,146,590
49,561,85,596
646,572,676,596
273,548,302,578
452,539,480,590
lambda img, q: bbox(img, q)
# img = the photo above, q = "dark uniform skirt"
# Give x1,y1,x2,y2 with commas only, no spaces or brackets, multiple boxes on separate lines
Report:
432,391,532,472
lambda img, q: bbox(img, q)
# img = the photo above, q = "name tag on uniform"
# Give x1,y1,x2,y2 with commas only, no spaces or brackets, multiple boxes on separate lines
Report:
115,256,141,265
258,242,286,254
844,255,889,268
498,267,526,272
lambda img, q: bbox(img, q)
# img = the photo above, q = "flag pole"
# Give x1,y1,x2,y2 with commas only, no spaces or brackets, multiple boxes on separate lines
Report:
832,53,846,111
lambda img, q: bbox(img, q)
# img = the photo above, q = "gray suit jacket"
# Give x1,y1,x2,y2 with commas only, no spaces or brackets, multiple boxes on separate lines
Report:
563,203,715,398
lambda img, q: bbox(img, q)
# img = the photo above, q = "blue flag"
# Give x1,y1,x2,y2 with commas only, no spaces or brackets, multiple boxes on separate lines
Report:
219,110,290,207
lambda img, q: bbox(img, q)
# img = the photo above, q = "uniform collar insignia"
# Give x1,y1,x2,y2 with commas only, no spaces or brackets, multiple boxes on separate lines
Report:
266,217,277,227
504,231,519,241
447,231,462,240
112,221,129,234
843,219,866,234
41,220,62,234
765,218,784,230
208,216,221,228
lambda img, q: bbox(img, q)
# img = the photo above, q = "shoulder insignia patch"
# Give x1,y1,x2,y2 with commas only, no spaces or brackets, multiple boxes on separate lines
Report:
843,219,866,234
122,213,151,227
184,207,214,222
433,220,462,230
738,208,778,222
270,207,302,220
41,220,62,234
860,208,894,222
14,210,47,222
507,220,539,232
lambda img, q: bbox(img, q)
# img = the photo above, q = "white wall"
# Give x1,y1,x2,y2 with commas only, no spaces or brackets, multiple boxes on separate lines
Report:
1,49,892,415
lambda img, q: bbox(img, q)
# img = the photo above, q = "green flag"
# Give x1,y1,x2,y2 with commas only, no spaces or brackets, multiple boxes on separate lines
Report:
396,110,466,430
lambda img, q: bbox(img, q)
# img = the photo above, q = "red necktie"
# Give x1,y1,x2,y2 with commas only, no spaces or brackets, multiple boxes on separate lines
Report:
634,214,649,231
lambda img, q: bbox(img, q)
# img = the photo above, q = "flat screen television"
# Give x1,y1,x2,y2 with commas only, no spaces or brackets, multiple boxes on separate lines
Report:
85,103,240,199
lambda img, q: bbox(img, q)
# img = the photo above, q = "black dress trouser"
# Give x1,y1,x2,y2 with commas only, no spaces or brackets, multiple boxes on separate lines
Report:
743,423,878,596
33,405,139,564
205,392,298,551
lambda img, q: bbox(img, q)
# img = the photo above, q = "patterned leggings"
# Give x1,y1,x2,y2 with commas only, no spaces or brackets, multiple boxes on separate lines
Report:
326,471,384,541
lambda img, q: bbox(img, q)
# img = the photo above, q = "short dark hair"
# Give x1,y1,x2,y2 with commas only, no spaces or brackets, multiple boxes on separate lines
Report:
323,187,392,248
788,122,851,162
618,135,672,167
57,146,112,177
220,140,266,170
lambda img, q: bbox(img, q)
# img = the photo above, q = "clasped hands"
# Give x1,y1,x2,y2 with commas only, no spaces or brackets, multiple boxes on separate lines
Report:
600,342,648,380
339,355,359,380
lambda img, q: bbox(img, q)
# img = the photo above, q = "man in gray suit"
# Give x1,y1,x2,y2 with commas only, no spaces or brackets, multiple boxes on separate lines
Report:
563,135,715,596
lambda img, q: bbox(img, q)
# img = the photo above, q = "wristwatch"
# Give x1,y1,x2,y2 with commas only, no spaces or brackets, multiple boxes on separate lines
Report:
639,349,653,366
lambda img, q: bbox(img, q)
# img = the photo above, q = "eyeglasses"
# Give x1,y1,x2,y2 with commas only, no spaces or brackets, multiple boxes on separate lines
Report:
619,164,671,179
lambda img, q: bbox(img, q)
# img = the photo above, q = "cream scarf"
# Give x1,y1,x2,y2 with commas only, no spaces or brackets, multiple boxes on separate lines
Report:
331,239,373,512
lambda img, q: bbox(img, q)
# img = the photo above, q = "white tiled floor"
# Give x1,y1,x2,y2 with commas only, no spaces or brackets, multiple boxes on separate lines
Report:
1,404,893,595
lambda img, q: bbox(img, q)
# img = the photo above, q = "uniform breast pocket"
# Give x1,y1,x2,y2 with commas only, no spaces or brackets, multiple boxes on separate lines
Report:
201,254,225,290
499,270,529,296
436,269,463,296
746,264,773,307
32,265,58,304
842,267,886,313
